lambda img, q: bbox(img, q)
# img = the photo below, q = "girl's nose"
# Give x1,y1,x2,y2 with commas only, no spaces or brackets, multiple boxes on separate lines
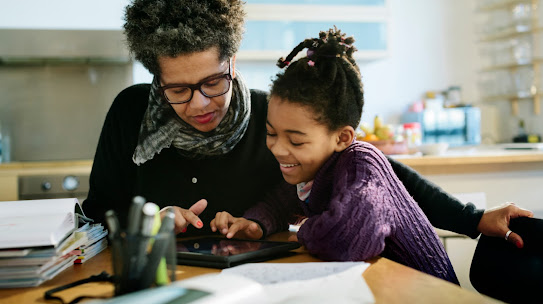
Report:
269,140,289,157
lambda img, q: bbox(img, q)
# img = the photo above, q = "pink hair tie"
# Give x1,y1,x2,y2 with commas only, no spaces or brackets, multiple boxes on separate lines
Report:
308,60,315,67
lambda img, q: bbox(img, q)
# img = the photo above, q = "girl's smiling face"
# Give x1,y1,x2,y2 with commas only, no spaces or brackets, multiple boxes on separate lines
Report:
266,96,350,185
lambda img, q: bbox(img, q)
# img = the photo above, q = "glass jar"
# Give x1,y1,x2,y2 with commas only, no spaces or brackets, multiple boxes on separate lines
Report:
403,122,422,153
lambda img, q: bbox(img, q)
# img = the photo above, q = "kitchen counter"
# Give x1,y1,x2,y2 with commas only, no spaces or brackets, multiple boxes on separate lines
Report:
1,145,542,172
0,160,92,201
1,145,542,200
391,145,543,175
0,159,93,172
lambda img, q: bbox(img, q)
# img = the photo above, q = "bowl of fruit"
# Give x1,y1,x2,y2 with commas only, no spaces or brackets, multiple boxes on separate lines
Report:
356,116,409,155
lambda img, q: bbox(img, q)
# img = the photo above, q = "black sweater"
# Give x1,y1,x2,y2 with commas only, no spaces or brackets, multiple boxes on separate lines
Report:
83,84,483,237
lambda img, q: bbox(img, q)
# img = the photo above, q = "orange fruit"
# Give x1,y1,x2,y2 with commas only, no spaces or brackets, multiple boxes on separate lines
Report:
362,134,379,142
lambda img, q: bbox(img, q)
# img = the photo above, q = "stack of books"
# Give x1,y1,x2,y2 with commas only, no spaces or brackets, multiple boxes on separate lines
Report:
0,198,107,288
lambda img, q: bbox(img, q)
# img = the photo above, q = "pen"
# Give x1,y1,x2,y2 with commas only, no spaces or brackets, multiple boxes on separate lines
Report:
105,210,123,291
127,196,146,236
141,207,175,287
141,202,160,238
133,202,159,285
104,210,120,239
126,196,146,284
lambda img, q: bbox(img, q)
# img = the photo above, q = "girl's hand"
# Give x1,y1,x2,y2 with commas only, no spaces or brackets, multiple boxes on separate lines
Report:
288,218,307,242
210,211,263,239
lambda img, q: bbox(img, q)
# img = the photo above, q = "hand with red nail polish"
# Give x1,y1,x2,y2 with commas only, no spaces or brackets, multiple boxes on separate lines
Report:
477,202,533,249
160,199,208,234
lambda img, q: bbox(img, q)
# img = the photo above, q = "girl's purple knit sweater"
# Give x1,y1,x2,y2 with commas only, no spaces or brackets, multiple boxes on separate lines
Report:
244,141,459,284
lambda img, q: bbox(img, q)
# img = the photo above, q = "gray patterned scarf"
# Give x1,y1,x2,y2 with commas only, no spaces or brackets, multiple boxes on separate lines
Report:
132,70,251,164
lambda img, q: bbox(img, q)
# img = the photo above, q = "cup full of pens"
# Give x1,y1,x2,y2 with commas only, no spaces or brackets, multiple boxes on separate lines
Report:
104,196,177,295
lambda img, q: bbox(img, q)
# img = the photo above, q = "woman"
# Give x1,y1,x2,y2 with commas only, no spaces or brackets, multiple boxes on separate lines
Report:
82,0,532,245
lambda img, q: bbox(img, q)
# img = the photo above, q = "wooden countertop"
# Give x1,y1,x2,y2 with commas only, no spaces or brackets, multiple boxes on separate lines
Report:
0,160,92,176
0,232,502,304
394,146,543,167
1,146,542,175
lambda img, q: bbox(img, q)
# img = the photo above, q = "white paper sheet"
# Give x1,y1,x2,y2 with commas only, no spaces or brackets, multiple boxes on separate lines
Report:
222,261,368,284
221,262,374,304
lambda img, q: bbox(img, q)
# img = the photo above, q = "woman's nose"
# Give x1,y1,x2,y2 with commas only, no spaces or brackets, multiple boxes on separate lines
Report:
189,90,211,110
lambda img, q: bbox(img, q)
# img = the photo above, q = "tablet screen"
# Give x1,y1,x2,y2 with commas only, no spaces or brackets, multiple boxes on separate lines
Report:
177,238,286,256
176,237,301,268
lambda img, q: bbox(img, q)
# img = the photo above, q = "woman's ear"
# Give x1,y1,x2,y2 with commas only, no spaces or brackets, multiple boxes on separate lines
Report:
231,55,237,79
335,126,355,152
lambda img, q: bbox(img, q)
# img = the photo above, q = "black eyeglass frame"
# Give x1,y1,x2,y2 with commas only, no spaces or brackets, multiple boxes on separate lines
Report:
159,59,233,105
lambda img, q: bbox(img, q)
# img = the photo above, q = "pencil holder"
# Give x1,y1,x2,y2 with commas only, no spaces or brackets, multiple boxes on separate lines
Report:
109,231,177,295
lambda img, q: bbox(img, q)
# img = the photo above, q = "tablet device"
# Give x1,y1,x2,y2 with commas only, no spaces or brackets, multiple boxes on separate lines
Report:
176,237,301,268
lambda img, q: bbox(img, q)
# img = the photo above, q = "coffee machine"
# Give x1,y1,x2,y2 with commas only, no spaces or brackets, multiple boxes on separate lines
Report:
401,107,481,147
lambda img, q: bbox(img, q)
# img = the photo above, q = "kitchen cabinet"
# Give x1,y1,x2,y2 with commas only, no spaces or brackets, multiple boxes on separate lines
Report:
0,160,92,201
0,175,17,201
476,0,543,115
240,0,389,61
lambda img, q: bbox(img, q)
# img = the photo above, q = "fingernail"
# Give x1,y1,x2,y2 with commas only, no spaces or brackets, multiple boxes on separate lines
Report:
222,228,228,234
197,221,203,228
181,227,187,233
516,241,523,249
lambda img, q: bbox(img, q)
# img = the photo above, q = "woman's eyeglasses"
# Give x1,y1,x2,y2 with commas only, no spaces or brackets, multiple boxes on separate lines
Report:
159,59,232,104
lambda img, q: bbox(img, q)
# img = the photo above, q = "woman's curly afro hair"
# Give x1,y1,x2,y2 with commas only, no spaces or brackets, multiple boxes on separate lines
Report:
124,0,245,76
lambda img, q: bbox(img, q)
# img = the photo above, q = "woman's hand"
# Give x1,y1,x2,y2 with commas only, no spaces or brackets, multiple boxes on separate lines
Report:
477,202,534,248
160,199,208,234
210,211,263,239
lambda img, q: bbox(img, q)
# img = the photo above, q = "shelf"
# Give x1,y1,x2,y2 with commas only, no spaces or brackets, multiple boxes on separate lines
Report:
482,92,540,101
482,92,541,115
241,3,390,61
481,58,543,71
477,0,542,116
479,27,543,42
477,0,533,12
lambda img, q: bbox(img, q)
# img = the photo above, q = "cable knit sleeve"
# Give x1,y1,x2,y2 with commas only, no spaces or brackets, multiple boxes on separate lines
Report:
296,150,394,261
243,181,303,237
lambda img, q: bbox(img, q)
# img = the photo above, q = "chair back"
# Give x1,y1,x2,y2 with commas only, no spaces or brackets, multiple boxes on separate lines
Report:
470,217,543,304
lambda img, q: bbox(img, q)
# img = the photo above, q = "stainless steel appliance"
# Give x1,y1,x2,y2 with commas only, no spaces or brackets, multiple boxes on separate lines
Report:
0,29,133,162
18,174,89,202
401,107,481,146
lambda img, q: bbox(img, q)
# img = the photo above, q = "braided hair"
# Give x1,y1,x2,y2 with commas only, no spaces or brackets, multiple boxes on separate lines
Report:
270,27,364,130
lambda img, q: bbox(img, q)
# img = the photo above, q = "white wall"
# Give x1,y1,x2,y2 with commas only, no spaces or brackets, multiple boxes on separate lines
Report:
0,0,482,123
4,0,536,141
0,0,129,30
360,0,480,126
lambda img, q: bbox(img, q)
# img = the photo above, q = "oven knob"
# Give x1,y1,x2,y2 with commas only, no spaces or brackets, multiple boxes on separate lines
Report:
41,181,52,191
62,175,79,191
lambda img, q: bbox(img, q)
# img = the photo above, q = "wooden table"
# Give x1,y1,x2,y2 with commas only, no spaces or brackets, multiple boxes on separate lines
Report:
0,232,503,304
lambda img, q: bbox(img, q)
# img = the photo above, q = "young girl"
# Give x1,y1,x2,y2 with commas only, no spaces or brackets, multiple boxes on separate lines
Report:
211,28,459,284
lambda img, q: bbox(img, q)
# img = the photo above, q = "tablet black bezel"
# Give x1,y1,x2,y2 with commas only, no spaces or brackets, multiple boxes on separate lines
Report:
176,236,300,268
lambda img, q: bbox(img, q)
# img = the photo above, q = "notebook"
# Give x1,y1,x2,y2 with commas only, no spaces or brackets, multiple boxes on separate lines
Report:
0,198,90,249
176,237,301,268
